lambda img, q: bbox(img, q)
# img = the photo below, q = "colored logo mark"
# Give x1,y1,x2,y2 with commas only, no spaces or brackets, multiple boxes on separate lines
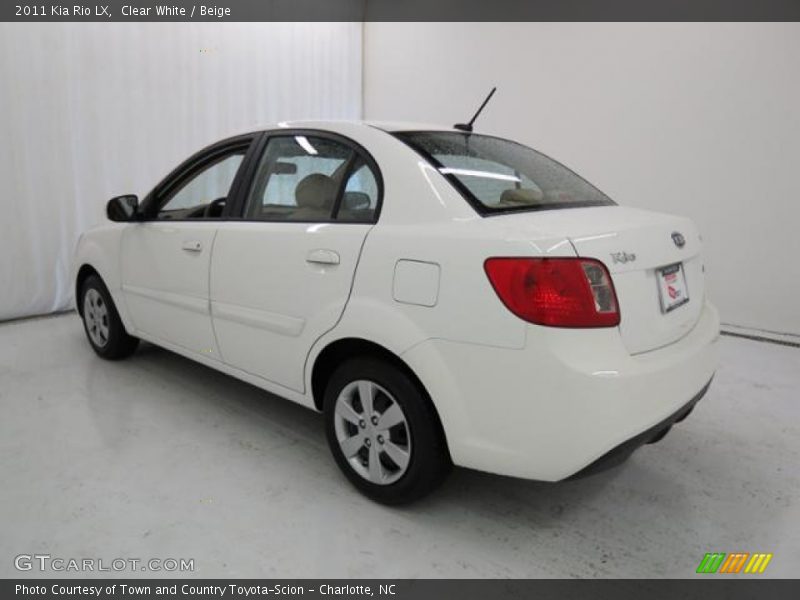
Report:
696,552,773,574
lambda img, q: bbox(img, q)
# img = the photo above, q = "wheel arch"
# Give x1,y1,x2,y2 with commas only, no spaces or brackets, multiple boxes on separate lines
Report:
310,337,450,456
75,264,101,316
73,227,134,331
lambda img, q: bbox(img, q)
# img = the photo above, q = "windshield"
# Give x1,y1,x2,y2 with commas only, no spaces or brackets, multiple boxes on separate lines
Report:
395,131,615,215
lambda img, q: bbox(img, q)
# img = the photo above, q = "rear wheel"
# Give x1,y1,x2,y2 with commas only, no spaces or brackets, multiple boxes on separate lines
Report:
80,274,139,360
324,357,451,504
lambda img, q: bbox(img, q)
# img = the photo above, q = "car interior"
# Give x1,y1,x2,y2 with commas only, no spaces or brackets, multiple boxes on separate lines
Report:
245,138,378,223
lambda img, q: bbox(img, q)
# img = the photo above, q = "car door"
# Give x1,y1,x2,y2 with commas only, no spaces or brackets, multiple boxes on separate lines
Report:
210,131,381,392
120,136,257,359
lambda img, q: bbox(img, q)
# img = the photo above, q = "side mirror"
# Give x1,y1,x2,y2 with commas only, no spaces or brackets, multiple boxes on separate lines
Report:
107,194,139,222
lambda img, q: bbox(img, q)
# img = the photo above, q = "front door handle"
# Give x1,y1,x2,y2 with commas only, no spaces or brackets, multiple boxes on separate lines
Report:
306,249,340,265
182,240,203,253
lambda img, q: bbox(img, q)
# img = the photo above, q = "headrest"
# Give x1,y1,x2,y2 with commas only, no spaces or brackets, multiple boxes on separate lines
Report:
342,191,371,211
296,173,337,209
498,187,544,206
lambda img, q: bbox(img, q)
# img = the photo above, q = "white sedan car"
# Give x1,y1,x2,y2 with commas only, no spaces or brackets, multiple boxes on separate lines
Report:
74,121,719,504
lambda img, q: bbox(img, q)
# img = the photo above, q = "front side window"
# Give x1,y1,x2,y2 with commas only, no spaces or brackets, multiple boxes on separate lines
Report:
244,135,379,223
396,132,614,215
156,152,245,220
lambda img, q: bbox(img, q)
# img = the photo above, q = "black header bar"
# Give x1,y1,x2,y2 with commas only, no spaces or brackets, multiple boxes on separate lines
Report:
4,0,800,22
5,579,800,600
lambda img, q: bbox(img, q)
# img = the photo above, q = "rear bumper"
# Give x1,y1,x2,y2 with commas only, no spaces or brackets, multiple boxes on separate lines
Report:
402,301,720,480
570,377,712,479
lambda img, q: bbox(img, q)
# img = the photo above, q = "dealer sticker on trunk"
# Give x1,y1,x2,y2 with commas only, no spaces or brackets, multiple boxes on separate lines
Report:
657,263,690,313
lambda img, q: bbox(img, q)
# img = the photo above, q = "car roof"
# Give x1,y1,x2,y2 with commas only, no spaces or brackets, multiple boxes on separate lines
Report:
364,121,459,133
245,120,459,134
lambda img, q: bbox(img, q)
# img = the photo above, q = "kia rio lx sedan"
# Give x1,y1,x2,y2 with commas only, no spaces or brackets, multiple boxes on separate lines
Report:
73,121,719,504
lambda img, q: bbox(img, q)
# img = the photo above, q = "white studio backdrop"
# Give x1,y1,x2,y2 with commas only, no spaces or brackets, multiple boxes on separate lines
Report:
364,22,800,337
0,22,363,321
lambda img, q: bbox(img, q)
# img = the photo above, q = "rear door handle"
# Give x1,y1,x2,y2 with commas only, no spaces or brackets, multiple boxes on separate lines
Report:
306,249,340,265
182,240,203,252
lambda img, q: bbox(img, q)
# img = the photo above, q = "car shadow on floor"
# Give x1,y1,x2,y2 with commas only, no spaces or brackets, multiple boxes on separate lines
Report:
97,339,678,525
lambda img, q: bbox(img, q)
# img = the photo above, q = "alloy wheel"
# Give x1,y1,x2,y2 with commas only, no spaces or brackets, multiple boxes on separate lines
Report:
83,288,110,348
333,379,412,485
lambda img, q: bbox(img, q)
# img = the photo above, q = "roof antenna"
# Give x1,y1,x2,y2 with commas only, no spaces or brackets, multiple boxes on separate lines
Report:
454,87,497,133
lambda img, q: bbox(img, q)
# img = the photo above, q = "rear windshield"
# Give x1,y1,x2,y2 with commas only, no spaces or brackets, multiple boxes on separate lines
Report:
395,131,615,215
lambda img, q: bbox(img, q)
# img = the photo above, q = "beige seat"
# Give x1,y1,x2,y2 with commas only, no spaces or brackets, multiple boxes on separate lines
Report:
292,173,337,220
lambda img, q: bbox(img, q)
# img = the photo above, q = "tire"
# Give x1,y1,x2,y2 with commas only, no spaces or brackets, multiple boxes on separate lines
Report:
324,357,451,504
79,274,139,360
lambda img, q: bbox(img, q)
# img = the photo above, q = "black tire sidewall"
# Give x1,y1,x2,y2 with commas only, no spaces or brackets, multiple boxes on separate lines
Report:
80,275,137,360
324,357,451,505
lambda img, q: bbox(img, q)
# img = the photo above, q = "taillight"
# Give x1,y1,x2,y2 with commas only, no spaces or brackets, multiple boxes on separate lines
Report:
484,257,620,328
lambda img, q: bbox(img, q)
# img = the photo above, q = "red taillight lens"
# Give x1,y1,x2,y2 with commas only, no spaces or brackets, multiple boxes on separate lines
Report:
484,257,620,328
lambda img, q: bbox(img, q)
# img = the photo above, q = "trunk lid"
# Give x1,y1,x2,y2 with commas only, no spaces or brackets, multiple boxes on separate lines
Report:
494,206,705,354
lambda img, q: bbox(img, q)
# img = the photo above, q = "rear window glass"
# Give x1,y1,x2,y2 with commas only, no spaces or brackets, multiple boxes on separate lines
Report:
395,132,615,215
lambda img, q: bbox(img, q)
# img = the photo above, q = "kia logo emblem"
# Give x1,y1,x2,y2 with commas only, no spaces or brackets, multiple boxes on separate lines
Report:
671,232,686,248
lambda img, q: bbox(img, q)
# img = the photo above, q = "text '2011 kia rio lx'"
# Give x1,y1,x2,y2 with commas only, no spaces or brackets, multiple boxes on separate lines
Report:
73,121,719,504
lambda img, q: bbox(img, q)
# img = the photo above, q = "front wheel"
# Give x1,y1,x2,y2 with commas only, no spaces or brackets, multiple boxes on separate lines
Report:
80,274,139,360
324,358,451,504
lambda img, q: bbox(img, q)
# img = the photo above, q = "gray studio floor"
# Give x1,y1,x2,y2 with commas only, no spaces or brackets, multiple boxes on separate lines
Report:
1,313,798,578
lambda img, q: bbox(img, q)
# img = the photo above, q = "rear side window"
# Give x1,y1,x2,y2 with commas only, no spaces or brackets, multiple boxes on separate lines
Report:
340,162,379,222
245,136,351,222
396,132,614,215
243,135,380,223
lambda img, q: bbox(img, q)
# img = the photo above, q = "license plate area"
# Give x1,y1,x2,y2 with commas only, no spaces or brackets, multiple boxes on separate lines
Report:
657,263,690,313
